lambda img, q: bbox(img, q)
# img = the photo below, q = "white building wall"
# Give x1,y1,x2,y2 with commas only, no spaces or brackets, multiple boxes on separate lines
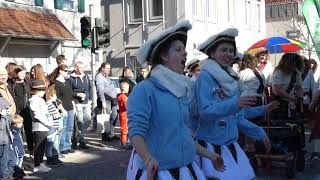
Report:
185,0,266,61
0,0,102,74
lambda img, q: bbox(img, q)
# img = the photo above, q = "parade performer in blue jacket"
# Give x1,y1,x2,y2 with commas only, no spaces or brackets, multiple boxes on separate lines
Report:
194,27,271,180
126,20,224,180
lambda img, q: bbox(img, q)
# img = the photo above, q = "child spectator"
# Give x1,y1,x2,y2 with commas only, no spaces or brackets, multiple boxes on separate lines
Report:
45,84,64,166
10,114,26,179
28,80,52,173
117,82,129,149
11,114,24,167
0,93,15,179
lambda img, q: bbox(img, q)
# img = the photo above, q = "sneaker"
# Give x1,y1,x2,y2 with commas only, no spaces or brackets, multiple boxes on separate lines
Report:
54,158,64,165
33,164,51,173
47,157,60,167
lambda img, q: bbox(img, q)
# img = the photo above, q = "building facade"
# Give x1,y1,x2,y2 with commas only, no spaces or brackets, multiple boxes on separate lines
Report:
101,0,266,76
0,0,102,74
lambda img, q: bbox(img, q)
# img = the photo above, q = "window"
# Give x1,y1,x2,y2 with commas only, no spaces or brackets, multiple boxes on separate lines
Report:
244,0,251,25
207,0,218,23
62,0,75,10
148,0,163,20
271,5,278,18
265,6,271,19
193,0,205,20
129,0,143,22
278,4,286,18
256,3,261,31
228,0,235,23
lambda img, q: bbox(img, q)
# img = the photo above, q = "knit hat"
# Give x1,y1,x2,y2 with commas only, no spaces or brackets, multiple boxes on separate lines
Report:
197,27,238,56
136,20,192,65
31,80,46,91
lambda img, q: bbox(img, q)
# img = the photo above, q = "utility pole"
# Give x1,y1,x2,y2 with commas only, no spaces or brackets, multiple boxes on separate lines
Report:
90,4,97,110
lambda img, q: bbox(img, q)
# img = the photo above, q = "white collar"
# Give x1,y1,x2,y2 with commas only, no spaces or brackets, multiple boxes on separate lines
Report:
201,59,238,96
151,65,192,98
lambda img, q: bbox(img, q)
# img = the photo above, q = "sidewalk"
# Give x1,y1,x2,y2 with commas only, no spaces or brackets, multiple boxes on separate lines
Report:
22,127,131,180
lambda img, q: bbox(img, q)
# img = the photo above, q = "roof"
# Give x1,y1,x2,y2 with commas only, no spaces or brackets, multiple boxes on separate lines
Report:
266,0,304,5
0,7,76,41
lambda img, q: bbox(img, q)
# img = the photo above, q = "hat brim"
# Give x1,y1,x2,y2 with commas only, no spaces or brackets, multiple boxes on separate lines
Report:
200,36,236,55
148,31,188,63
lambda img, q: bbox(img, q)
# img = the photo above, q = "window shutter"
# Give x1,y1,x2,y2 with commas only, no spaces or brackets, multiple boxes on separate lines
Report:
35,0,43,6
78,0,85,13
54,0,63,10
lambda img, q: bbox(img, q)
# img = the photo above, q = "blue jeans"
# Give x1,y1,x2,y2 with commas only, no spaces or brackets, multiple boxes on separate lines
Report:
47,125,61,157
0,144,15,178
59,111,75,151
75,103,91,144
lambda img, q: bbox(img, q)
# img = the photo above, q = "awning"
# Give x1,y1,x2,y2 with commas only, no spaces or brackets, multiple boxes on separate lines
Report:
0,7,77,41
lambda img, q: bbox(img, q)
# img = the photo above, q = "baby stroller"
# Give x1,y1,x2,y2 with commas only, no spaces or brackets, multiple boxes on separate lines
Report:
252,100,306,179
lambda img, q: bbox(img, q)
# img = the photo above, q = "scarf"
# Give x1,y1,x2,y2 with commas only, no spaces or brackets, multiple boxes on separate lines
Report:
201,59,239,96
150,65,192,98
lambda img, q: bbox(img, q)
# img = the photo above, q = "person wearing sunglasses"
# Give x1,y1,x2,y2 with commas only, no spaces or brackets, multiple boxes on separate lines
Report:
49,64,75,155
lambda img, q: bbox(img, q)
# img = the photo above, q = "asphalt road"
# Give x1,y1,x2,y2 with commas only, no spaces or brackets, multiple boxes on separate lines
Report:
20,129,320,180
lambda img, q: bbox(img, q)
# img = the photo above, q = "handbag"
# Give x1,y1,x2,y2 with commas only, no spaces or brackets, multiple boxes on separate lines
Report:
96,109,111,134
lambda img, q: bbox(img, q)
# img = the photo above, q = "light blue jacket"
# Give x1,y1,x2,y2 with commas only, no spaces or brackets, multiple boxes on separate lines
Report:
194,71,266,145
128,77,196,170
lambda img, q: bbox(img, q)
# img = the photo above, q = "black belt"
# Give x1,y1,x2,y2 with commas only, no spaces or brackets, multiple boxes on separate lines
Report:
198,139,238,163
135,163,197,180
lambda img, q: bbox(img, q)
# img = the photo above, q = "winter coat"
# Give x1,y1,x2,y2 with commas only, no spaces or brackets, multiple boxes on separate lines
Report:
128,77,196,170
95,72,117,106
69,72,92,104
194,70,266,145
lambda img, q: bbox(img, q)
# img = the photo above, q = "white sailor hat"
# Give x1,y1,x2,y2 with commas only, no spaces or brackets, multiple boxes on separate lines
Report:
136,20,192,65
197,27,238,55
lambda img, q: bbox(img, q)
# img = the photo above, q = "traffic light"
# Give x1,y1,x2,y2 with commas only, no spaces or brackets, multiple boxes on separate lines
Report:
80,16,91,48
95,26,110,49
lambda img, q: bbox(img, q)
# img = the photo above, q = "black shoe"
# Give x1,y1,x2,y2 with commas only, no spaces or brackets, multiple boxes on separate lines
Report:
68,149,75,153
47,157,60,167
53,156,64,165
78,143,89,149
61,150,69,154
13,166,26,179
102,135,119,142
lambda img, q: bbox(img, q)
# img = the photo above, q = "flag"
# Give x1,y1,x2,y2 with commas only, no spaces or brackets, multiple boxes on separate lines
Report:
303,0,320,60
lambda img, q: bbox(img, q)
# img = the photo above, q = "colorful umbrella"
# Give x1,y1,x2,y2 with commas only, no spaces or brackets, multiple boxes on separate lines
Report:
248,37,307,54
